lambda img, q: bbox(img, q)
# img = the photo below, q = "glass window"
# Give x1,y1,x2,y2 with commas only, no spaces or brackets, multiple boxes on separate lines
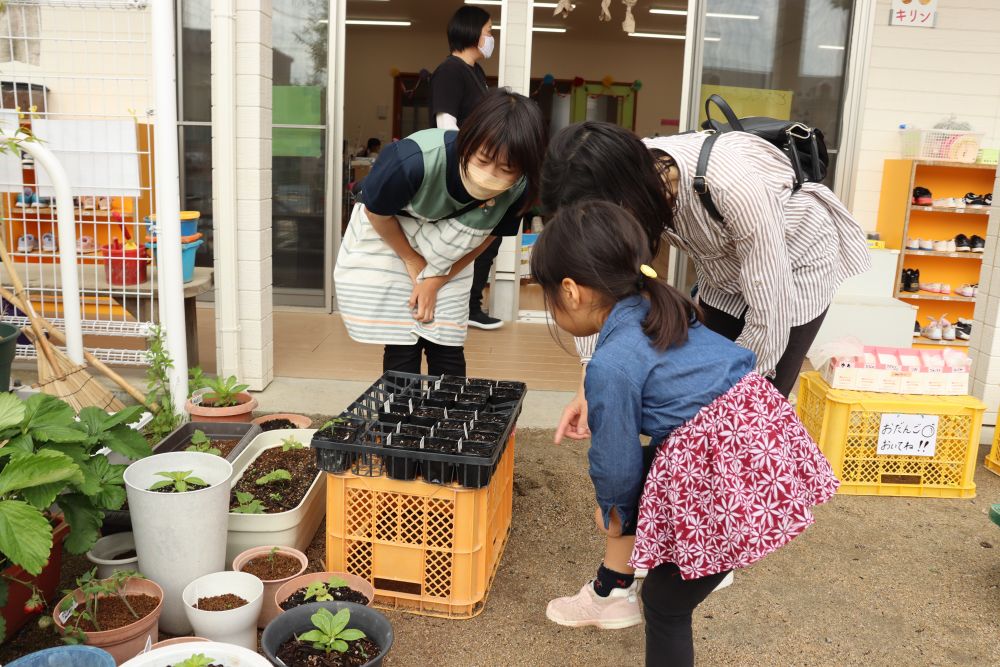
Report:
182,125,214,268
180,0,211,122
273,129,327,292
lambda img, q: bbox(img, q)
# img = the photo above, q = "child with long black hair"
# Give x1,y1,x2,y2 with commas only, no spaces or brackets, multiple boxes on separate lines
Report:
535,201,838,667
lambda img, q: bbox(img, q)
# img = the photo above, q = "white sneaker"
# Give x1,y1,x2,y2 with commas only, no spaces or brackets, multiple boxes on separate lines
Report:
946,239,957,252
906,238,921,250
714,571,735,591
922,317,942,341
919,239,934,250
932,240,949,252
546,581,642,630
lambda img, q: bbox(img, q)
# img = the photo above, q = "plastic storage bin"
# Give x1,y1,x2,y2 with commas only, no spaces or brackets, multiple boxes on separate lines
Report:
982,424,1000,477
326,437,514,619
796,372,984,498
899,128,983,163
145,211,201,237
146,237,204,283
101,241,150,286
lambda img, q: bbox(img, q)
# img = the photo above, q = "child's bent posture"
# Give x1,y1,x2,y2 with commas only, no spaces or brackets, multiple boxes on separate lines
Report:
533,201,838,667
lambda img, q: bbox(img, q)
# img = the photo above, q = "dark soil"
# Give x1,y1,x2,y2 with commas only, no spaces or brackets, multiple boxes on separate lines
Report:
260,418,297,431
214,438,242,457
72,594,159,633
240,552,302,581
195,594,247,611
279,585,370,610
228,447,316,513
148,485,199,494
276,637,380,666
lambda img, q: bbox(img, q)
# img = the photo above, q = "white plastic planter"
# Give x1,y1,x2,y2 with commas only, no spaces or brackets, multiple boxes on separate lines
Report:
86,532,138,579
124,451,233,635
119,640,271,667
225,429,326,564
181,571,264,651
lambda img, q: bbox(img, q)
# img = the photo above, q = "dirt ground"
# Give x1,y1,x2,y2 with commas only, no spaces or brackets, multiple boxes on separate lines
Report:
3,428,1000,666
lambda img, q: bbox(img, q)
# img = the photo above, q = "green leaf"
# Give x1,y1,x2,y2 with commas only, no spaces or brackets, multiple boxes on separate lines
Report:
21,481,67,511
331,639,348,653
101,405,145,430
255,469,291,486
76,407,106,440
232,384,249,395
338,628,366,642
297,629,327,643
327,576,348,589
41,442,88,464
0,449,81,495
23,394,75,431
59,494,104,554
81,458,127,511
176,480,187,492
311,607,339,636
31,426,88,444
148,480,173,491
0,500,53,574
0,394,25,432
186,476,207,488
328,608,350,636
103,425,151,460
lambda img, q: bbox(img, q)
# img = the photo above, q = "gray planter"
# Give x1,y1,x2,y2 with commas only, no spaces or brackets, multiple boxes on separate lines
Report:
261,602,393,667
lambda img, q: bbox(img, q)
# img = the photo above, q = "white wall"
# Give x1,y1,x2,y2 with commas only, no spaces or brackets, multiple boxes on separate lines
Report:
850,0,1000,230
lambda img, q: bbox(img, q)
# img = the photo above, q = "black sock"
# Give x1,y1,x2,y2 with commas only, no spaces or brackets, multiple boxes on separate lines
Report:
592,563,635,598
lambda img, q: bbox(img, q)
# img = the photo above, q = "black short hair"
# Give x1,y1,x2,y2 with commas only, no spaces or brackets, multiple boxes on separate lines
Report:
457,89,546,212
366,137,381,151
448,6,491,52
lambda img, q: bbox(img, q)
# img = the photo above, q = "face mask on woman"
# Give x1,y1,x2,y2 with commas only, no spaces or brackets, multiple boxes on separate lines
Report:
461,162,515,200
479,34,495,59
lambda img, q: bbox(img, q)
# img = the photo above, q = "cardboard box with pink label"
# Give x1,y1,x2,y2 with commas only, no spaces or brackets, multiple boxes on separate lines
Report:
820,346,971,395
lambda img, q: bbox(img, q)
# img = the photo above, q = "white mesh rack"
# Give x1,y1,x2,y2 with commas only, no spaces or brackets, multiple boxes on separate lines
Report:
0,0,161,365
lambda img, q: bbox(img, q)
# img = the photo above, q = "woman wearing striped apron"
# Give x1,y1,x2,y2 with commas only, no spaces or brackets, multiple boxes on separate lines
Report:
335,89,545,376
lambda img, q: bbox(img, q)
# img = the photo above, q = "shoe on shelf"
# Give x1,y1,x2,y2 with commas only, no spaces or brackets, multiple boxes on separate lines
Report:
957,318,973,340
955,284,977,298
913,186,933,205
939,283,952,295
901,268,920,292
932,198,956,208
932,240,949,252
955,234,971,252
922,317,943,341
971,235,986,253
946,239,957,252
918,282,941,293
40,232,56,253
913,321,921,338
985,193,993,207
468,310,504,330
964,192,990,207
919,239,934,251
545,581,642,630
76,235,96,253
906,238,921,250
16,234,36,253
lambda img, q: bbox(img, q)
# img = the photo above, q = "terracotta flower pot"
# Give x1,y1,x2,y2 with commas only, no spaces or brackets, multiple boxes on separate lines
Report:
186,392,258,424
231,545,308,629
53,577,164,665
251,413,313,429
272,571,376,615
2,519,69,643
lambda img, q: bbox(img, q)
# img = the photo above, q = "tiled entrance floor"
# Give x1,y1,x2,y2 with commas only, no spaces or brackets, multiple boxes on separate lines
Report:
196,306,582,392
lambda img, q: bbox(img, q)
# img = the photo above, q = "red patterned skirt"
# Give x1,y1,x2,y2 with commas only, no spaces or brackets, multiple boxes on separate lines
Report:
630,372,838,580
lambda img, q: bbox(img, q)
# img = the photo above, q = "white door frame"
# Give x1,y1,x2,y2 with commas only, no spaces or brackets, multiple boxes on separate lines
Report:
328,0,346,312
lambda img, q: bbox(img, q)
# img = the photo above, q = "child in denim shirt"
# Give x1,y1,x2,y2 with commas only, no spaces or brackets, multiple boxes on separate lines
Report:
534,201,838,667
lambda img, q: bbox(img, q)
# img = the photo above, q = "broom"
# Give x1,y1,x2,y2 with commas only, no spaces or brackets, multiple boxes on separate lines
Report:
0,241,125,412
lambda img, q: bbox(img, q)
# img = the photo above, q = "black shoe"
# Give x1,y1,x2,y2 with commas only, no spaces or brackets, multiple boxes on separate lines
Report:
957,318,973,340
468,310,504,330
913,321,921,338
955,234,971,252
971,235,986,253
902,268,920,292
913,186,932,205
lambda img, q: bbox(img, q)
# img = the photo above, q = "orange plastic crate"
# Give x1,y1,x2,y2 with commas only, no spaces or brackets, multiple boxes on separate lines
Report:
326,435,514,618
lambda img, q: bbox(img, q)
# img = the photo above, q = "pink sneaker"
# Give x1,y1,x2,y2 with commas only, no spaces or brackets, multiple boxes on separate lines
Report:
545,581,641,630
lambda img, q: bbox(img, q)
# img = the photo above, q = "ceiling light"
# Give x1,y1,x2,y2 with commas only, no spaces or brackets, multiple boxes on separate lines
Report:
707,12,759,20
535,2,576,8
628,32,685,39
704,36,721,42
533,26,567,33
818,44,845,50
464,1,502,5
649,8,687,16
345,19,412,26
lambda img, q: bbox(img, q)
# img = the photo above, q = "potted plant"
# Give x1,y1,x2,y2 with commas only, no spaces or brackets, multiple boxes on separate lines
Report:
252,413,313,431
180,571,264,650
123,451,233,635
232,545,307,628
274,572,375,614
0,393,151,641
86,532,138,579
261,603,393,667
225,430,325,564
186,371,257,423
149,635,209,649
52,569,164,663
119,641,271,667
6,645,116,667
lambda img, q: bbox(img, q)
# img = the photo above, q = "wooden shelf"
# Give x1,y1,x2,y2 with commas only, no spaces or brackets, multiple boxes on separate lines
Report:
914,160,998,171
897,291,976,303
903,249,983,259
11,205,135,220
913,337,971,347
909,204,991,215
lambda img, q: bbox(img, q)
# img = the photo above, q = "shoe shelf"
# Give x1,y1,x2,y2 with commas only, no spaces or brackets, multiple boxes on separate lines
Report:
903,249,984,260
877,158,994,349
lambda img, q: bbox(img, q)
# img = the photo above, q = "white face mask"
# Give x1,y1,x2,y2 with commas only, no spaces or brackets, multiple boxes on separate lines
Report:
461,162,516,201
479,34,495,59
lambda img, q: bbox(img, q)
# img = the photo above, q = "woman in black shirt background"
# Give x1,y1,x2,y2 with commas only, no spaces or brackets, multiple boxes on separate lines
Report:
432,5,506,330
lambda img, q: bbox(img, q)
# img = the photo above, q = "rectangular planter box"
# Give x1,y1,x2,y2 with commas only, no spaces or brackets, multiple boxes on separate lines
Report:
225,428,326,565
103,421,263,534
1,519,69,643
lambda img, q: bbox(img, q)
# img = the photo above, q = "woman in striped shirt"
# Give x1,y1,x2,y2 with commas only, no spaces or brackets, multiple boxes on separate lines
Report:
542,121,870,439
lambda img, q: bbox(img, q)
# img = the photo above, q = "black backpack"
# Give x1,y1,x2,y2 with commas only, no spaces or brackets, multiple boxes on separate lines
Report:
694,94,829,223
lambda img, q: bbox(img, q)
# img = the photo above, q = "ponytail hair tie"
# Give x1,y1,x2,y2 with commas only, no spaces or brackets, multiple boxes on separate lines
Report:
638,263,658,290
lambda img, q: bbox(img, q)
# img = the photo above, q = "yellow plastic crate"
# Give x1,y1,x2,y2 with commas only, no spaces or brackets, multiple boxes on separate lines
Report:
326,436,514,619
797,372,983,498
983,427,1000,476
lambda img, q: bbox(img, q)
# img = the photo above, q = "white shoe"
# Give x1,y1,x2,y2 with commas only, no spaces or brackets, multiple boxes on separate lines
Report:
714,571,735,591
546,581,642,630
906,238,921,250
634,568,648,579
932,240,949,252
946,239,957,252
919,239,934,250
922,317,942,341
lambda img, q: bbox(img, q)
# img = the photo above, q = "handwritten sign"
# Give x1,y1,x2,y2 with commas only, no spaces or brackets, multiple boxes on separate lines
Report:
890,0,937,28
877,413,938,457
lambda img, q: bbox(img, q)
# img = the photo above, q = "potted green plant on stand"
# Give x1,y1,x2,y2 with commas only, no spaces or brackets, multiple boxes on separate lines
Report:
0,393,151,641
186,371,257,424
261,603,393,667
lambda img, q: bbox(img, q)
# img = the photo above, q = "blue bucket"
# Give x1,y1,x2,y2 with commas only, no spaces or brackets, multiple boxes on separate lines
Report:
145,238,205,283
6,645,116,667
144,211,200,238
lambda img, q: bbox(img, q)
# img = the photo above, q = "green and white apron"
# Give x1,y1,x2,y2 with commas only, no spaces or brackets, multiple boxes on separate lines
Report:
334,129,525,347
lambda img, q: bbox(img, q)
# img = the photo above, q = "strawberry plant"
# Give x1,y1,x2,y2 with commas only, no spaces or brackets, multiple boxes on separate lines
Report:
148,470,208,493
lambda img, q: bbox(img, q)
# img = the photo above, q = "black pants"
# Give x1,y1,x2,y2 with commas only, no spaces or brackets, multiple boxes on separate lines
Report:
383,338,466,377
469,236,503,314
701,302,828,398
643,563,731,667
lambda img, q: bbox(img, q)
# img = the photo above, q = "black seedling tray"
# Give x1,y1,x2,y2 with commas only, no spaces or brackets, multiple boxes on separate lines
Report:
311,371,525,488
